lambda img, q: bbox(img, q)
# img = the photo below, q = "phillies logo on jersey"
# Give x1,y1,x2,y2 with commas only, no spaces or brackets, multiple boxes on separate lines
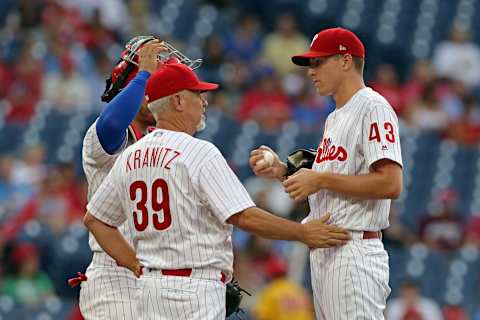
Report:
315,138,348,164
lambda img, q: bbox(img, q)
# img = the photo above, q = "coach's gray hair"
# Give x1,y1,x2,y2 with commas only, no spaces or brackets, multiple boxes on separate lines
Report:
147,96,172,121
147,90,192,121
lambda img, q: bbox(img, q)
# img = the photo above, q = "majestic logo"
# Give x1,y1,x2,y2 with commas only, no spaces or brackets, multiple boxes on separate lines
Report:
315,138,348,164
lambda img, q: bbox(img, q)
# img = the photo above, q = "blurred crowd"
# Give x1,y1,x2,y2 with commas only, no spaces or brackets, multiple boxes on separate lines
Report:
1,0,480,319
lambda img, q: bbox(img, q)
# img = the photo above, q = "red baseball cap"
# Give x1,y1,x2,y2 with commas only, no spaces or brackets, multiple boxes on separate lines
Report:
146,63,218,103
292,27,365,66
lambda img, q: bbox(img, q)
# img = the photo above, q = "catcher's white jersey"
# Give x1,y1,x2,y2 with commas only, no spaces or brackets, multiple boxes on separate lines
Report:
80,120,142,320
87,129,255,275
307,87,403,231
82,121,138,252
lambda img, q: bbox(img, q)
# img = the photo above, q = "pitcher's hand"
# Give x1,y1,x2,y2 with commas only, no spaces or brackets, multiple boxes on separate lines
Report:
249,145,287,181
283,168,323,202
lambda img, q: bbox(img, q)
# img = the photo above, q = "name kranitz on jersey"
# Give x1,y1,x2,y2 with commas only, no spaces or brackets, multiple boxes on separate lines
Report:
82,120,141,253
308,87,403,231
87,129,255,274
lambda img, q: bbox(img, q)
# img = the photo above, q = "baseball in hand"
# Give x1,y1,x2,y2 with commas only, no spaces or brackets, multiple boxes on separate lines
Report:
257,150,275,167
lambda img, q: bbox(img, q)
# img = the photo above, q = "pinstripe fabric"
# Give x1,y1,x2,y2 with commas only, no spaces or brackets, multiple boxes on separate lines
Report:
82,121,135,252
137,271,226,320
306,87,401,319
307,87,403,230
87,128,254,318
79,255,138,320
88,128,254,273
310,238,390,320
80,120,138,320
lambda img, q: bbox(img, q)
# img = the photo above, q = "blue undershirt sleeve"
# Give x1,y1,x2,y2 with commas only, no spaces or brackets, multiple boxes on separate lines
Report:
96,70,151,154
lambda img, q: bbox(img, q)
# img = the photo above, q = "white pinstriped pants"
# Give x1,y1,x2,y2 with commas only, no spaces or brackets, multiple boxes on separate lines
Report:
310,236,391,320
137,270,226,319
79,252,138,320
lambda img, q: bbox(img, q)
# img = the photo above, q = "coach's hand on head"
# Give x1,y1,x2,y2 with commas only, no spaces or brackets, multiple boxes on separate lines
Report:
249,145,288,181
138,40,169,74
227,208,350,248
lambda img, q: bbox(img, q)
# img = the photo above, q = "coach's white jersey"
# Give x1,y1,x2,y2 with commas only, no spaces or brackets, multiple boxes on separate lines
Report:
308,87,403,231
87,129,255,274
82,120,136,252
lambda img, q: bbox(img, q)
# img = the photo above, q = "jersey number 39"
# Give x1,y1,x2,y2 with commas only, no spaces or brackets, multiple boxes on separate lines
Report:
129,179,171,231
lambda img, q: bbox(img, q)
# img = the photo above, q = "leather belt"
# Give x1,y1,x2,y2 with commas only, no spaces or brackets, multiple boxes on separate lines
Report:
148,268,227,283
161,268,192,277
362,231,382,239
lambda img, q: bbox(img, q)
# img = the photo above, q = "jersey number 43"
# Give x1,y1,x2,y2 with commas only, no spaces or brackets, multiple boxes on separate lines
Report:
129,179,172,231
369,122,395,143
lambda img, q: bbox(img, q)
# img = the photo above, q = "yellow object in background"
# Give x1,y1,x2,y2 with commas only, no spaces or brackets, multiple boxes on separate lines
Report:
253,278,315,320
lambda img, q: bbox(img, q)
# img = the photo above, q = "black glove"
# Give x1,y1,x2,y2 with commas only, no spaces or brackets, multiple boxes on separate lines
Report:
286,148,317,176
225,278,250,318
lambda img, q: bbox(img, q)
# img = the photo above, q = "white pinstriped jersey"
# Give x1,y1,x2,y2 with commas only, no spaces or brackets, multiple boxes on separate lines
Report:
308,87,403,231
82,120,136,252
87,129,255,274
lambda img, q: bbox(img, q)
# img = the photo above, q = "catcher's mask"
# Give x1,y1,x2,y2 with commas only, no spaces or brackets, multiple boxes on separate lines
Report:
101,36,203,102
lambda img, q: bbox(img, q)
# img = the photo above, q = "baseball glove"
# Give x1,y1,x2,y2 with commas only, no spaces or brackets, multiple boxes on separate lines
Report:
225,278,250,318
286,148,317,176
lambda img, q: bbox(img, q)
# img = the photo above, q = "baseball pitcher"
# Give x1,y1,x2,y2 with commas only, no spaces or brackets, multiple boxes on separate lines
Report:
250,27,403,319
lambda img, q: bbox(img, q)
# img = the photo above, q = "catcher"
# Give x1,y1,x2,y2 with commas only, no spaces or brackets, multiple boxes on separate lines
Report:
83,63,351,319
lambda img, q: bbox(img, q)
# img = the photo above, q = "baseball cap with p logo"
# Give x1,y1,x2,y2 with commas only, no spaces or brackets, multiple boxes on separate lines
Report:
291,27,365,66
